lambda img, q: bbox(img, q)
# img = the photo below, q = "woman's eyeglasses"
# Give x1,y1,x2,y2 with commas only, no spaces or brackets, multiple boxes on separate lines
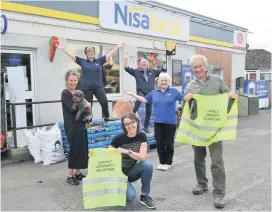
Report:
124,120,136,127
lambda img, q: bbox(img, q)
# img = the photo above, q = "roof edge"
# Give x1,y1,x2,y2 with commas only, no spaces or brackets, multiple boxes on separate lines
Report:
135,0,248,32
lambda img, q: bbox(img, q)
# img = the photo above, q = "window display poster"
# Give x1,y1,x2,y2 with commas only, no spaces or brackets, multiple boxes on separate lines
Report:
68,43,120,94
244,80,269,99
182,65,194,94
172,59,182,87
135,102,155,131
137,51,166,70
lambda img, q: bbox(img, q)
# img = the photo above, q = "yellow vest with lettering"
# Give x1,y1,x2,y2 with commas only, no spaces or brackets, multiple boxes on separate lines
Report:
82,148,128,209
176,93,238,146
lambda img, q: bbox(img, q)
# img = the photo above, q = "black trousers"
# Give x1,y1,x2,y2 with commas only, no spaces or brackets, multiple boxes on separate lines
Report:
154,123,176,165
133,91,152,129
83,88,110,118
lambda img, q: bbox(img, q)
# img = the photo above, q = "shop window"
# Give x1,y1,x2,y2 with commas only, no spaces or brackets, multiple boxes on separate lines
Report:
1,52,34,135
137,51,166,70
260,73,271,81
213,68,224,79
5,99,33,131
1,53,32,91
249,73,256,80
67,42,120,94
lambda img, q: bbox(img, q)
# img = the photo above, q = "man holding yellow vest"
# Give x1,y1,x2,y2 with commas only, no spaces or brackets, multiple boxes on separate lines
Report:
183,55,238,209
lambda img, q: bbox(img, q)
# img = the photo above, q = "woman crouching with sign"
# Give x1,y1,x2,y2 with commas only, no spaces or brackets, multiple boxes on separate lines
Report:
109,112,156,209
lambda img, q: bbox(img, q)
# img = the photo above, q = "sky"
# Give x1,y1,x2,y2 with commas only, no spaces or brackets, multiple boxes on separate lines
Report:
155,0,272,52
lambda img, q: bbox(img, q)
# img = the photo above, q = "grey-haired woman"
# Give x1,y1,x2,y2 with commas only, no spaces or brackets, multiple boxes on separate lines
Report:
61,69,90,185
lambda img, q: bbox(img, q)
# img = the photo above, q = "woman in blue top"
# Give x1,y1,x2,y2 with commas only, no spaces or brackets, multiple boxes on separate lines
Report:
124,73,184,171
57,42,125,121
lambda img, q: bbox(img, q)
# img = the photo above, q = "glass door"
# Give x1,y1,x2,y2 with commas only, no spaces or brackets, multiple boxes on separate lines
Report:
1,49,36,139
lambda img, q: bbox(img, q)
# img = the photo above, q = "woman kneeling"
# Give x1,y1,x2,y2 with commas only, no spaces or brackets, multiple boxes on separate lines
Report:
109,112,156,209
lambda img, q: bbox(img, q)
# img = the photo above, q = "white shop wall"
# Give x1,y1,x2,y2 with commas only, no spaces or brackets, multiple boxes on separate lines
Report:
232,53,246,92
1,33,67,126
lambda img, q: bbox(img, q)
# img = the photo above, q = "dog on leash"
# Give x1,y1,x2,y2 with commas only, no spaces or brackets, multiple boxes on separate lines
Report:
72,90,92,122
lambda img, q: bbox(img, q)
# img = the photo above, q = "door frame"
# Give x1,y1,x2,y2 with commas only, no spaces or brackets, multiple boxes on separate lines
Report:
1,49,37,135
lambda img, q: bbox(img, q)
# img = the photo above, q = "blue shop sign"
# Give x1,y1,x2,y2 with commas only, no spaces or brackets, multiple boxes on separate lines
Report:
182,64,194,94
135,101,155,130
1,14,8,35
244,80,269,99
9,54,21,66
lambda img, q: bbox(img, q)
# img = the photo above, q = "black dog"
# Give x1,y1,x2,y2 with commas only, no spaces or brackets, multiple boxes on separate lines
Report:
72,90,92,122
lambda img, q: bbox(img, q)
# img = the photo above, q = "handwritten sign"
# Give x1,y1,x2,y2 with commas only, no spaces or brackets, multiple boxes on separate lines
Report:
96,160,115,172
203,109,221,122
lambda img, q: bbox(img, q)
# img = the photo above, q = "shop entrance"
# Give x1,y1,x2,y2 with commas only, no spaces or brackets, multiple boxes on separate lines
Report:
1,49,36,147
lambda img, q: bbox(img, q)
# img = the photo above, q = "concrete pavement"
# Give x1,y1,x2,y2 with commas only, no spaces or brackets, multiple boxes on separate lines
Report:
1,109,271,211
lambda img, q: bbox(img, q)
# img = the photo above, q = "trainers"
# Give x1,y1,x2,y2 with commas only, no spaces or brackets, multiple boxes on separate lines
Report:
162,164,172,171
214,196,225,209
67,175,79,185
157,164,164,170
140,195,156,209
192,184,208,195
75,173,86,181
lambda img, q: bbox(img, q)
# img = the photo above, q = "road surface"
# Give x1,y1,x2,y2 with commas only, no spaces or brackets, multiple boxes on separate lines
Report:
1,109,271,211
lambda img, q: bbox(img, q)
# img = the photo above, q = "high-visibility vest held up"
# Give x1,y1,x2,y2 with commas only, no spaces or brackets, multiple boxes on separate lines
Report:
82,148,128,209
176,93,238,146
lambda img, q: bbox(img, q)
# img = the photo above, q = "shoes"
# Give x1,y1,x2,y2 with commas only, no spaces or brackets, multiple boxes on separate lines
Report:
74,173,86,181
162,164,171,171
214,196,225,209
157,164,164,170
67,175,79,185
192,184,208,195
140,195,156,209
157,164,172,171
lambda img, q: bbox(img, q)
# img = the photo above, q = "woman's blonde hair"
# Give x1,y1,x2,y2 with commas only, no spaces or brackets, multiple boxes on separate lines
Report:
64,69,81,86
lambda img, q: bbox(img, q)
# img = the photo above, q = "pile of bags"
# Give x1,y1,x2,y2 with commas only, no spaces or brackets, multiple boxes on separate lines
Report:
59,119,156,153
59,119,122,153
146,133,155,145
24,123,66,165
23,119,156,164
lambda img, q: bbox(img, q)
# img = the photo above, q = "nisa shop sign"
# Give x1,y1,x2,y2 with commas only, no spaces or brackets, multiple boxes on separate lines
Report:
99,1,189,41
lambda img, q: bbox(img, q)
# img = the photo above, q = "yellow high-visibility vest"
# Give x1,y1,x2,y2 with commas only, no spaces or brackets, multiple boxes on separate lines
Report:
176,93,238,146
82,148,128,209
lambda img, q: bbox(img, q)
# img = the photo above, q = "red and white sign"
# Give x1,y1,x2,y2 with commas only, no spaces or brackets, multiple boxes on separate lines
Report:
233,30,247,50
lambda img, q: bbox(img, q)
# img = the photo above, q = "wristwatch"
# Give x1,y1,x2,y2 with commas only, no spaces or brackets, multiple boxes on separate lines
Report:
128,150,133,155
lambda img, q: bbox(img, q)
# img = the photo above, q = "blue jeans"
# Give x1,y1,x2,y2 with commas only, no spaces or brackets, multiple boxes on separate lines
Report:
126,161,153,202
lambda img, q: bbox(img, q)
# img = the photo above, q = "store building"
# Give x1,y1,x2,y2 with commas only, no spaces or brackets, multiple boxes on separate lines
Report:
245,49,271,81
1,0,248,146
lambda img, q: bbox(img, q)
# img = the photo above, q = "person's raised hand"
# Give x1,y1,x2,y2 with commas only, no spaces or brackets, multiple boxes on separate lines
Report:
124,88,133,96
117,42,126,48
124,52,129,59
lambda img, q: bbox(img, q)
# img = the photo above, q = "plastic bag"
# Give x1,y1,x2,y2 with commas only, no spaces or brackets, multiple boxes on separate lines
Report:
36,123,66,165
24,129,43,164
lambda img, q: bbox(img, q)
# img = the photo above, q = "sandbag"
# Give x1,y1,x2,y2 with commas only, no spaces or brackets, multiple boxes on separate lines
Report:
36,123,66,165
24,129,43,164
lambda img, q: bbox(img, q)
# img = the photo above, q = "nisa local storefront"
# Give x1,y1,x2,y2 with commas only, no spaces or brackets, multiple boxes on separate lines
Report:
1,0,247,135
103,1,189,40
